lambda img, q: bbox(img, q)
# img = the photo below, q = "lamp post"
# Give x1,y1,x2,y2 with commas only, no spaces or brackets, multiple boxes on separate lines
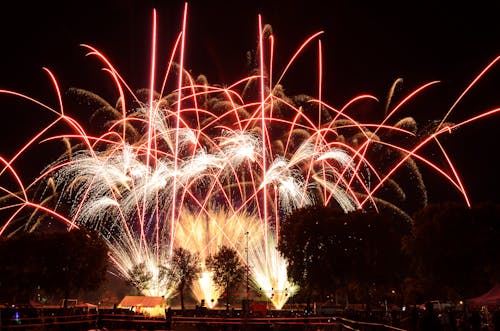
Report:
245,231,249,299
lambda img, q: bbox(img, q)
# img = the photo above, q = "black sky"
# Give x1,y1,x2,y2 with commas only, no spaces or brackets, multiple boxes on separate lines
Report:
0,0,499,205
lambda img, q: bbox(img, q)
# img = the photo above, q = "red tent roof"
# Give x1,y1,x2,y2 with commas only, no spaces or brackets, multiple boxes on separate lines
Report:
467,284,500,307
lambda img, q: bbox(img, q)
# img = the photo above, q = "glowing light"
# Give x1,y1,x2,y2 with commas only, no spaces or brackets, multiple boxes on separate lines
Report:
0,5,499,310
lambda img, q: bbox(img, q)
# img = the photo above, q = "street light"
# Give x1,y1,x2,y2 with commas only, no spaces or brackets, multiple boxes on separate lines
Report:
245,231,249,299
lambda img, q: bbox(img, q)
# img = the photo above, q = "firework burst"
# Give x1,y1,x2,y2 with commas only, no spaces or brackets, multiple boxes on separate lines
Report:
1,5,499,310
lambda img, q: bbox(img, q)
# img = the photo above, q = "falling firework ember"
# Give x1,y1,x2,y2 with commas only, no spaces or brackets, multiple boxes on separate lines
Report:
0,5,499,310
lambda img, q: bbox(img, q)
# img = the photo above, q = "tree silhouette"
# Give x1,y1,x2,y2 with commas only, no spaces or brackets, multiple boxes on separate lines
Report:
0,229,108,305
42,229,108,306
206,245,245,310
166,246,201,313
403,201,500,299
278,205,410,304
0,232,42,302
128,262,154,295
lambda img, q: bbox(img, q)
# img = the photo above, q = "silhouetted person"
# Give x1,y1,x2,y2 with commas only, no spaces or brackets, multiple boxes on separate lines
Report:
469,310,482,331
417,302,443,331
493,308,500,331
447,309,457,331
165,307,172,330
407,306,419,331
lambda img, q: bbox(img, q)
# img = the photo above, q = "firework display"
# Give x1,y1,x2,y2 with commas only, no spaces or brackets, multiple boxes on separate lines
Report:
0,6,499,310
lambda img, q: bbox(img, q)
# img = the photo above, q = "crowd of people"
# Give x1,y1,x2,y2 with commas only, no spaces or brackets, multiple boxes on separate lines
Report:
401,302,500,331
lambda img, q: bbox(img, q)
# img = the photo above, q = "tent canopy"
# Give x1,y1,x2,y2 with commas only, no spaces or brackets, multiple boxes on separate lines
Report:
118,296,166,317
467,284,500,307
118,296,165,308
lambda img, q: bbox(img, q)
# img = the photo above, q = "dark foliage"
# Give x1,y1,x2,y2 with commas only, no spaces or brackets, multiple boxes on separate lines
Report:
206,245,245,309
166,246,201,312
403,201,500,300
0,229,108,304
278,204,410,304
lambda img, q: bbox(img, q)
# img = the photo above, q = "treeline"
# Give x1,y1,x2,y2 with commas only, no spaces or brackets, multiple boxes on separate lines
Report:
278,201,500,305
0,229,108,305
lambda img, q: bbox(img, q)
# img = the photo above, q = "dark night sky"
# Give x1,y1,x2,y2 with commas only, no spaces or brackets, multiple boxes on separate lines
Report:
0,0,499,205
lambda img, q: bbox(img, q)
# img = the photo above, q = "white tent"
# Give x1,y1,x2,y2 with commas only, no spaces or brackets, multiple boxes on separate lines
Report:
118,296,166,317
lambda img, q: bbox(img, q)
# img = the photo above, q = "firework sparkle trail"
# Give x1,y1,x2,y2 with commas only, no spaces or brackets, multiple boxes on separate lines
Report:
0,4,499,310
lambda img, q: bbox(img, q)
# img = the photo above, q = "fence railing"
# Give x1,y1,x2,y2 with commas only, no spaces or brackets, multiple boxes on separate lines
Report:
0,309,408,331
